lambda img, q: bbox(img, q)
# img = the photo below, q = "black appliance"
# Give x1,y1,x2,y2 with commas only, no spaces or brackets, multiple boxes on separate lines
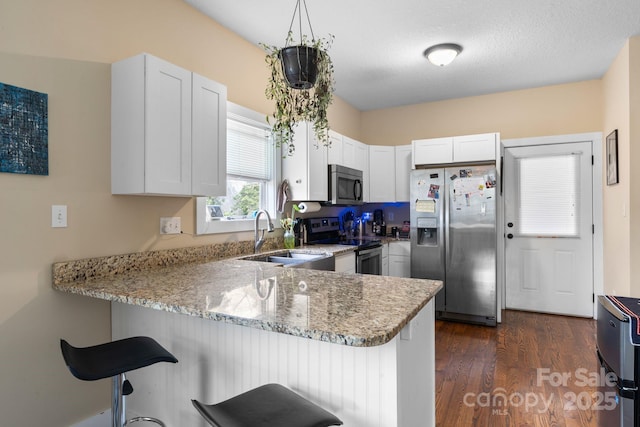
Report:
372,209,386,236
328,164,363,205
597,295,640,426
304,217,382,275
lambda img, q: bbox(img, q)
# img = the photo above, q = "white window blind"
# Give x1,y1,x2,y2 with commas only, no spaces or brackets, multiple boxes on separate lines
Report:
226,117,272,180
517,154,579,237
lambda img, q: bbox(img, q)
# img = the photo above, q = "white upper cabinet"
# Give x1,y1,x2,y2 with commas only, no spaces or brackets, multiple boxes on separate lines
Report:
452,133,498,163
191,74,227,196
342,136,357,169
327,130,343,165
412,137,453,165
412,133,498,167
111,53,227,196
282,122,328,201
353,138,370,202
368,145,395,202
394,144,412,202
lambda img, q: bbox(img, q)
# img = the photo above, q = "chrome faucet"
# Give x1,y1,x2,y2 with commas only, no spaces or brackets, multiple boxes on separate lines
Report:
254,209,275,253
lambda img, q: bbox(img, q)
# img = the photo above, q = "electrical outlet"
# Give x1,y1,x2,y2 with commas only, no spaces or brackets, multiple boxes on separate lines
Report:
52,205,68,228
160,217,181,235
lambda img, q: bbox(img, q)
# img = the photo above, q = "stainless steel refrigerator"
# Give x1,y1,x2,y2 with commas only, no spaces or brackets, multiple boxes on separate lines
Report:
410,165,497,326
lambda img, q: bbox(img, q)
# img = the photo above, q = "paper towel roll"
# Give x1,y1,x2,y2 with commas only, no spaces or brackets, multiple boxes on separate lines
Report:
298,202,321,213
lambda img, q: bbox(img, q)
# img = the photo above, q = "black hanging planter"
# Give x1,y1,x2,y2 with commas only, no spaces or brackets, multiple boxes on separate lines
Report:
279,45,320,90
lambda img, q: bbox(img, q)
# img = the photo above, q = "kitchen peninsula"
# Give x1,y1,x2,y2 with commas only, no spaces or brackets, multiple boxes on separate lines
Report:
53,245,441,427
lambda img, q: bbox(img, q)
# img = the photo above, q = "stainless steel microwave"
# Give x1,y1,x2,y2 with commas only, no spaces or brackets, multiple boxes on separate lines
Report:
328,164,363,205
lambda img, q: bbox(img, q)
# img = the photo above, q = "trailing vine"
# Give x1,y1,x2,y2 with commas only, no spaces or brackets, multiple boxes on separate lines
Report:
262,33,334,156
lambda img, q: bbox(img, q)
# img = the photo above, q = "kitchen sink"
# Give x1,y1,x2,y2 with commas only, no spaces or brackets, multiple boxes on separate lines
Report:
239,250,335,271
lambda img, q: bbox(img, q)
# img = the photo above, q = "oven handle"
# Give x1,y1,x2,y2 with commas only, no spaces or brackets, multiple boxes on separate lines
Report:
357,246,382,257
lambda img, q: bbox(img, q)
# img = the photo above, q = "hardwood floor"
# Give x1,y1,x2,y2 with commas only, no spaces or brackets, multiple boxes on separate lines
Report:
435,310,602,427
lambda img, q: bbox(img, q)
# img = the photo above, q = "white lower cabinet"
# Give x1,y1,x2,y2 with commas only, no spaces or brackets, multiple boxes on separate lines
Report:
389,241,411,278
334,251,356,274
382,243,389,276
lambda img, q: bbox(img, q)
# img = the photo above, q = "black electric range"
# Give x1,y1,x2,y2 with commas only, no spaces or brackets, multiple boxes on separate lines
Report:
304,217,383,275
303,217,382,250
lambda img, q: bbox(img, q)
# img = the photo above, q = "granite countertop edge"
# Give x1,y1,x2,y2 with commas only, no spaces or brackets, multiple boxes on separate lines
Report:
52,243,441,347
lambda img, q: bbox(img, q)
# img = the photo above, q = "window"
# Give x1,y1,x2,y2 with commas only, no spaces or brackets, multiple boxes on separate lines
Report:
196,102,279,234
516,153,580,237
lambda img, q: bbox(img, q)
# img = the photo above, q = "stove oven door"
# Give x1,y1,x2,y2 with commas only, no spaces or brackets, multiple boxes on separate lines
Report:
356,246,382,275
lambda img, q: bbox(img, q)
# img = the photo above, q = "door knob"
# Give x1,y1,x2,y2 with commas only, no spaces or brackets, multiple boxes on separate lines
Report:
507,233,514,239
507,222,514,228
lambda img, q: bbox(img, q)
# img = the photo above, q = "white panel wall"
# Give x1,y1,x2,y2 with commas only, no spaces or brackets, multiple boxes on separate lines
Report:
111,301,434,427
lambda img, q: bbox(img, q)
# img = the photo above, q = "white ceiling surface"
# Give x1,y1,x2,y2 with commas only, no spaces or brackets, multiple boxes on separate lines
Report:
185,0,640,111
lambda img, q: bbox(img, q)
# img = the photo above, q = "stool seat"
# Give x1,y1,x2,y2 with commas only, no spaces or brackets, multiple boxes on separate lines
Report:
61,336,177,427
191,383,343,427
60,336,178,381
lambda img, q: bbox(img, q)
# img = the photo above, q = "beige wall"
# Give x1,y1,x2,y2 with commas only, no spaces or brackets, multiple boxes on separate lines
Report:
0,53,113,426
360,80,602,146
601,36,640,297
603,41,632,295
0,0,630,424
629,37,640,296
0,0,361,140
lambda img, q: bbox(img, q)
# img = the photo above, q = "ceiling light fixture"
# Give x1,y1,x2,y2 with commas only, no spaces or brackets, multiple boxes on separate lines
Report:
424,43,463,67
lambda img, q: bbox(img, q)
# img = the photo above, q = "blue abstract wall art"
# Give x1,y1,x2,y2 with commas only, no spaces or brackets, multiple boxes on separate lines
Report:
0,82,48,175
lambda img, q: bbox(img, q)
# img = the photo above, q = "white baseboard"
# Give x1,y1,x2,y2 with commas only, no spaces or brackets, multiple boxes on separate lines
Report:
70,409,110,427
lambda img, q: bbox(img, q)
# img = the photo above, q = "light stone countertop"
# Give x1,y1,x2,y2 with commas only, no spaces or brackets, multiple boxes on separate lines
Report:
53,245,441,347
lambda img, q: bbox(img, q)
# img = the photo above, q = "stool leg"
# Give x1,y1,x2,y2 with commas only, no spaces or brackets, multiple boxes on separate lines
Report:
127,416,166,426
112,373,126,427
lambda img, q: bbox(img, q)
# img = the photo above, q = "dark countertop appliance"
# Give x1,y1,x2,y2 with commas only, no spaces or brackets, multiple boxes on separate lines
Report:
304,216,382,275
372,209,386,236
597,295,640,426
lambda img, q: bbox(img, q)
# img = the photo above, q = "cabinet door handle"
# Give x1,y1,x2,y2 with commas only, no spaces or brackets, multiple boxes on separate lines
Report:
507,233,514,239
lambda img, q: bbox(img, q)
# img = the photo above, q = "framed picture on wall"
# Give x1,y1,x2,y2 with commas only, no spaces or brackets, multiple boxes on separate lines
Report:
606,129,619,186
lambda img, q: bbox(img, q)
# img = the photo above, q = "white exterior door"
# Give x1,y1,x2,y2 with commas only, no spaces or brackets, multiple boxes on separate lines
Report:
504,141,593,316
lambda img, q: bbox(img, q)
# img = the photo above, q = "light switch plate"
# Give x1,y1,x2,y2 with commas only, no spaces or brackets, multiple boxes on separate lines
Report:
52,205,67,228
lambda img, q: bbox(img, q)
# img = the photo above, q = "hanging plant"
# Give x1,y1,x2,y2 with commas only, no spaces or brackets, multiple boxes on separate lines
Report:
261,0,335,156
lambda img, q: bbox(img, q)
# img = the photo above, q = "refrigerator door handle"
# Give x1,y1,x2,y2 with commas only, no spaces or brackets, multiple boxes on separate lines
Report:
444,177,450,269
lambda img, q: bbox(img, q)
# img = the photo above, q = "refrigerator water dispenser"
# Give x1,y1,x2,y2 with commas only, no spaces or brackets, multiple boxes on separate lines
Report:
416,217,438,246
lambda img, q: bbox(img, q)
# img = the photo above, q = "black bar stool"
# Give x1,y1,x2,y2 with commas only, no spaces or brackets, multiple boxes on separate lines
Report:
191,383,343,427
60,336,178,427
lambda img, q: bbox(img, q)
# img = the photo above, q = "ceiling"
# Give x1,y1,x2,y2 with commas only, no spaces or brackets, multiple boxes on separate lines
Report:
185,0,640,111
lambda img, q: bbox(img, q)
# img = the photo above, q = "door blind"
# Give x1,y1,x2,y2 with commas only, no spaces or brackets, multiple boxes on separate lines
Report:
517,153,580,237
